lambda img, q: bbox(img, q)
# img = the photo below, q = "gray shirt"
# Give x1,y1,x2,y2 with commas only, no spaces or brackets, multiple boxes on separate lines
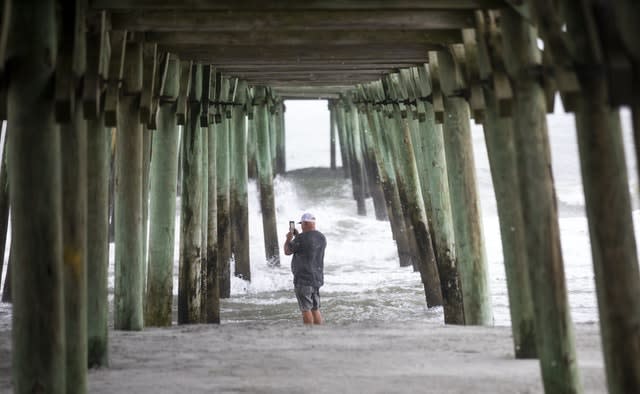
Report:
289,230,326,287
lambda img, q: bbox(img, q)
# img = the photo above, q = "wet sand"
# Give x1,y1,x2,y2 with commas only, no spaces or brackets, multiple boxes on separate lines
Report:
0,320,606,393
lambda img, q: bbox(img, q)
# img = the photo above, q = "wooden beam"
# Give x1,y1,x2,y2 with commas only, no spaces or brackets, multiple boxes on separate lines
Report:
93,0,506,10
216,63,421,73
110,10,475,32
162,43,438,62
145,30,463,47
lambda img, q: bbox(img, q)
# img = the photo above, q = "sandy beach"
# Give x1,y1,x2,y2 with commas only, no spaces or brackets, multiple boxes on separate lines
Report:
0,320,606,393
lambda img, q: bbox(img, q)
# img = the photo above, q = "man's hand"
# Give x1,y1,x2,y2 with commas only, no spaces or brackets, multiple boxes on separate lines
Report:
286,232,294,242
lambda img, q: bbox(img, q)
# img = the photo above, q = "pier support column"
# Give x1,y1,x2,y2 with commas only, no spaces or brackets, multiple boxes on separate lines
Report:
501,8,580,392
359,109,387,220
115,42,144,331
274,101,286,175
564,6,640,393
365,106,414,268
0,127,8,304
178,64,203,324
329,102,337,170
388,106,443,307
254,87,280,266
87,113,110,366
420,102,465,325
217,116,232,298
145,58,180,327
206,120,220,323
334,103,351,178
438,50,492,325
230,82,250,280
344,101,367,215
61,76,88,394
8,1,64,390
482,87,536,357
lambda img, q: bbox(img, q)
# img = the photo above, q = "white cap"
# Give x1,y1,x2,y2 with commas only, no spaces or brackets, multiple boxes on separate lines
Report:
298,212,316,223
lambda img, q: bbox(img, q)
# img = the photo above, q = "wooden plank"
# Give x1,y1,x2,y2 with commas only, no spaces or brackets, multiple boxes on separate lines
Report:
111,10,476,32
145,29,463,47
92,0,506,10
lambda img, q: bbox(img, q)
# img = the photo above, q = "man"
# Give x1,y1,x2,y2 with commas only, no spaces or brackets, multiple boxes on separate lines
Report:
284,212,327,325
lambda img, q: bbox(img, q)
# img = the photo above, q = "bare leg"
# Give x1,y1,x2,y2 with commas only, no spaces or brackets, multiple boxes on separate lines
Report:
311,309,323,325
302,311,314,325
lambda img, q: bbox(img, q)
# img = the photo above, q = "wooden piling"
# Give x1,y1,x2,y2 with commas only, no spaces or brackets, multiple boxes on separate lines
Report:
206,120,220,323
388,106,443,307
1,251,10,303
418,101,465,325
359,109,388,220
216,116,232,298
142,126,152,284
501,8,581,392
8,0,65,390
230,81,251,280
145,58,180,326
563,5,640,393
482,87,536,357
344,101,367,215
334,102,352,178
0,132,9,294
87,113,110,366
274,101,286,174
178,63,203,324
438,50,492,325
254,86,280,266
364,104,414,268
199,119,208,322
114,41,144,331
61,82,88,394
330,102,337,170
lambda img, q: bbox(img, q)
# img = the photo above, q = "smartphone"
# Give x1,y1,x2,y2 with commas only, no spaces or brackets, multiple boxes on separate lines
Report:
289,221,295,233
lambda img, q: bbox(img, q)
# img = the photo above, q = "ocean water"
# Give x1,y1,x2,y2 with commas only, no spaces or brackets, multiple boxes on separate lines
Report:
0,101,637,328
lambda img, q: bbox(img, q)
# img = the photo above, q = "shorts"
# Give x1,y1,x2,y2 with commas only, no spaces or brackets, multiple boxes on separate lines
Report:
294,285,321,312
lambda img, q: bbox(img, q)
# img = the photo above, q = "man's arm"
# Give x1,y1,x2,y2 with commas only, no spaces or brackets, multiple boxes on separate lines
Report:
284,232,294,256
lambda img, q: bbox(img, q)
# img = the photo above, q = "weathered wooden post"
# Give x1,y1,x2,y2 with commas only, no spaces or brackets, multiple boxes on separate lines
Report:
216,97,232,297
472,14,537,356
247,106,258,179
230,80,251,280
436,49,492,325
145,57,180,327
563,4,640,392
383,75,442,307
329,101,337,170
501,7,581,392
206,111,220,323
2,252,11,302
114,39,144,331
274,100,286,174
254,86,280,266
409,66,465,325
358,108,388,220
59,2,88,387
334,101,352,178
178,63,203,324
200,107,208,321
8,0,65,390
0,135,8,294
362,99,414,268
343,99,367,215
483,89,537,355
87,111,110,366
